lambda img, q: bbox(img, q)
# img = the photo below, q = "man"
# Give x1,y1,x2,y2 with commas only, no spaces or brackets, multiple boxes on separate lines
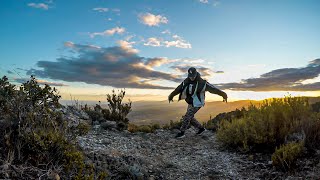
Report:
168,67,228,138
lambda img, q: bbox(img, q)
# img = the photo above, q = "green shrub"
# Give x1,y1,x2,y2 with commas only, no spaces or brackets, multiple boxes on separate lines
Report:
217,96,312,152
84,89,132,130
205,108,247,131
107,89,132,123
303,113,320,150
311,101,320,113
0,76,105,179
271,142,304,170
75,122,91,136
163,119,183,130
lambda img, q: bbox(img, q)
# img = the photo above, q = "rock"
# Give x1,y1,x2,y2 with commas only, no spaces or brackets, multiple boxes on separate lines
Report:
100,120,117,130
76,127,320,179
60,105,91,128
285,130,306,144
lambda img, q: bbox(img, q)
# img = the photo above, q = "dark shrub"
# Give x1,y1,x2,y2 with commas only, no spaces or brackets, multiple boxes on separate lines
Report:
0,76,104,179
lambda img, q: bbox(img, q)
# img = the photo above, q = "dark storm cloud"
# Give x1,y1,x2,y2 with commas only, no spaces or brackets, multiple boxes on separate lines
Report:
217,59,320,91
26,43,182,89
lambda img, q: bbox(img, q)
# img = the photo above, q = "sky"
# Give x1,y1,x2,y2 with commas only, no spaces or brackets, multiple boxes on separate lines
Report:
0,0,320,102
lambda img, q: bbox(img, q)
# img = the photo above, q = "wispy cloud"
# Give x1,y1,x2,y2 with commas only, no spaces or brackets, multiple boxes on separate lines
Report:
92,7,109,12
198,0,220,6
217,59,320,91
144,35,191,49
212,0,220,6
90,27,125,38
161,30,171,34
164,35,192,49
7,70,14,74
199,0,209,4
26,42,182,89
14,78,68,87
27,3,49,10
139,13,168,26
144,37,162,47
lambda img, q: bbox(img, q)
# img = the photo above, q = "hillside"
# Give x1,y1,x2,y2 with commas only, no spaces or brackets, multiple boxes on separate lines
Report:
128,100,261,125
78,127,320,179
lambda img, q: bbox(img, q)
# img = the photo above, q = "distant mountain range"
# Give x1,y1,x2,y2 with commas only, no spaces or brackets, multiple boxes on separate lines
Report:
127,100,260,125
60,96,320,125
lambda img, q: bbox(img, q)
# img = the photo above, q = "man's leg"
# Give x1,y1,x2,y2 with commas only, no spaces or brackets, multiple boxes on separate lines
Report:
180,104,201,132
190,117,203,129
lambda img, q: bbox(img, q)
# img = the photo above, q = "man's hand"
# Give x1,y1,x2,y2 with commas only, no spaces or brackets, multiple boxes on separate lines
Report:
223,97,228,103
168,94,174,103
222,92,228,103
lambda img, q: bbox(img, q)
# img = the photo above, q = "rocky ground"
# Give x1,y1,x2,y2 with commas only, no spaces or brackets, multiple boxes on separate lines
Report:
77,126,320,180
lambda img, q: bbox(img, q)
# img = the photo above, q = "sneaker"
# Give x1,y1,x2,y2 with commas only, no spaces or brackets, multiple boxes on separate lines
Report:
196,128,206,135
175,131,185,138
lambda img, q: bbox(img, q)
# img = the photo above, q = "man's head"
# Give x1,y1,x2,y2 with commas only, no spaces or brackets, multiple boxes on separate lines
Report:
188,67,197,81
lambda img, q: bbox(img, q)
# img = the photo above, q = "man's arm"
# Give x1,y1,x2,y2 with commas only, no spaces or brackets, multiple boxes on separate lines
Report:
168,82,183,102
205,82,228,102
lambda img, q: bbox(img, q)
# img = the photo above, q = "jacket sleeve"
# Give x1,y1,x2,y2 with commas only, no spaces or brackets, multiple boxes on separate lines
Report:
169,82,183,98
205,82,227,98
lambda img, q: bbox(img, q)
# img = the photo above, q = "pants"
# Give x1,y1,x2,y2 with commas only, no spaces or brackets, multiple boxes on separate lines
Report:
180,104,203,132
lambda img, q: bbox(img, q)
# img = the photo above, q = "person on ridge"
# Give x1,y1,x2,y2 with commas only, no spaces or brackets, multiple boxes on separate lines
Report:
168,67,228,138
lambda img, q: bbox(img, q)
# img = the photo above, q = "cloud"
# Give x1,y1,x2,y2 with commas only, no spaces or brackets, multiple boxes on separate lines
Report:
93,7,109,12
217,59,320,91
199,0,209,4
145,57,177,68
27,3,49,10
90,27,125,38
112,8,120,12
164,35,192,49
198,0,220,6
7,70,14,74
212,0,220,6
171,65,215,79
144,37,162,47
144,35,191,49
117,40,138,53
26,42,182,89
139,13,168,26
161,30,171,34
14,78,68,87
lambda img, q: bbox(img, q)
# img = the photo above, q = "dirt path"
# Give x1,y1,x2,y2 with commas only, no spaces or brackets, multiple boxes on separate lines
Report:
78,128,260,179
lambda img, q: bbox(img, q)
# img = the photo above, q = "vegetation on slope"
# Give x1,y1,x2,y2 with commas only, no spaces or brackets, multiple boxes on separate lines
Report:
0,76,106,179
216,96,320,170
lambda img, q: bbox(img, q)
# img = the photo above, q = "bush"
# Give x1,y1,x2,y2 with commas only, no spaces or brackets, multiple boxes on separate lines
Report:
163,119,183,130
84,89,132,130
107,89,132,123
311,101,320,113
204,107,247,131
217,96,312,152
271,142,304,170
0,76,104,179
303,113,320,150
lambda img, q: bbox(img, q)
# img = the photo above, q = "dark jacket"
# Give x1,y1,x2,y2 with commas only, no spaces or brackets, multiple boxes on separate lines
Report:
169,72,227,106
